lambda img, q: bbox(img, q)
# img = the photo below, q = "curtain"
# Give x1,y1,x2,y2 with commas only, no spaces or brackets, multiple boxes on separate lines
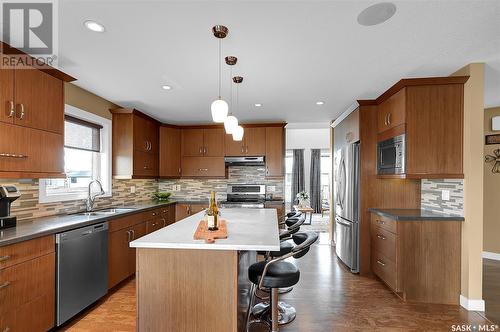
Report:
291,149,305,206
310,149,322,213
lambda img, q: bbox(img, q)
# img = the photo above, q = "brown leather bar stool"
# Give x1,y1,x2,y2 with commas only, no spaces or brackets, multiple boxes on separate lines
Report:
248,231,319,332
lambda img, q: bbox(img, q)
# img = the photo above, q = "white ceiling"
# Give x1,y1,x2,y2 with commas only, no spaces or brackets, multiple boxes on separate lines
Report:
58,1,500,124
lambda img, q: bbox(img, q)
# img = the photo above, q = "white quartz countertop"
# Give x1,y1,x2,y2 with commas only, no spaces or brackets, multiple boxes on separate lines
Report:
130,208,281,251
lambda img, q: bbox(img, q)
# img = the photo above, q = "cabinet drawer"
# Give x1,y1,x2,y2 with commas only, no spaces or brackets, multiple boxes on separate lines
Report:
1,292,55,332
109,212,150,233
0,235,54,270
371,250,398,292
0,252,55,315
371,214,397,234
146,219,163,233
370,224,397,262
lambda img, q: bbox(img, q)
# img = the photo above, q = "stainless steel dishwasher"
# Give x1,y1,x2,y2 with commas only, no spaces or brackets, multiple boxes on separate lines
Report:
56,222,108,326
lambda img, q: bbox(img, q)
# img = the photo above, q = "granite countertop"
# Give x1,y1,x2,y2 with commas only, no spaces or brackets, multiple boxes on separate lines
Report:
368,208,465,221
130,208,280,251
0,201,177,247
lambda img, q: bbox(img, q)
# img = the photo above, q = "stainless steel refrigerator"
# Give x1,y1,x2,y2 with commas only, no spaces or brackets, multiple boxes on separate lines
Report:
334,141,360,273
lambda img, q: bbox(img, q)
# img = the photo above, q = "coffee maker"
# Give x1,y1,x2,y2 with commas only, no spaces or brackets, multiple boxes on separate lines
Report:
0,185,21,229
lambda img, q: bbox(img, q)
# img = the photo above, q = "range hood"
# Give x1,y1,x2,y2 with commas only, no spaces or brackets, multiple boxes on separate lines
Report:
224,156,265,166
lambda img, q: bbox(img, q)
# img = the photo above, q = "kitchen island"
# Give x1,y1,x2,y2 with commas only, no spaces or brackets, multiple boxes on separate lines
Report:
130,208,280,332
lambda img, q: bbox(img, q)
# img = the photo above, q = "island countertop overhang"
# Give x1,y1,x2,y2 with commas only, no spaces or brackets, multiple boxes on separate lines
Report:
130,208,281,251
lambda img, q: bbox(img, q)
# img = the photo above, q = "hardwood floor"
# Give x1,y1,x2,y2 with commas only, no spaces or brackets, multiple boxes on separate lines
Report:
484,258,500,325
61,244,490,332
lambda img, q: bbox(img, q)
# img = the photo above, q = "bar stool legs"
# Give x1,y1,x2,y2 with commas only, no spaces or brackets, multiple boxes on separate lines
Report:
251,301,297,325
270,288,279,332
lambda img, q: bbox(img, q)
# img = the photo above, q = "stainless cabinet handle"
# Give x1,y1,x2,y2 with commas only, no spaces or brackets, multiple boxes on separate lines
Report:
241,146,244,153
0,255,11,262
152,212,157,216
0,281,11,290
0,153,28,158
18,103,25,120
8,101,14,118
3,326,10,332
384,113,388,126
204,147,207,155
198,168,208,171
199,147,203,155
266,167,269,175
161,218,166,227
246,146,249,153
387,112,391,125
377,260,386,267
131,229,135,240
376,220,385,225
178,167,181,174
144,165,148,169
377,235,386,240
145,141,149,150
127,230,131,242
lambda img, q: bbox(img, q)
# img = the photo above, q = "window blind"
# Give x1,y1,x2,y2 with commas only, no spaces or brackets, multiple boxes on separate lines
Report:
64,115,102,152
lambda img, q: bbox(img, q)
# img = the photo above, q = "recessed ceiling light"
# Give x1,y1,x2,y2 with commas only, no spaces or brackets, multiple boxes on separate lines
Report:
254,103,262,107
161,85,172,90
316,101,325,105
84,20,105,33
357,2,397,26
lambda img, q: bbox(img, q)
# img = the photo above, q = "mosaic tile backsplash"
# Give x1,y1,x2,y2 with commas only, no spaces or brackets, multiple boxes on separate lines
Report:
420,179,464,216
1,167,284,223
158,166,284,202
1,178,158,222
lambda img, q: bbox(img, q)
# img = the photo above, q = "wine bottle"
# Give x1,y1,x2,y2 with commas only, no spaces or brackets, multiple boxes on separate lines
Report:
207,191,219,231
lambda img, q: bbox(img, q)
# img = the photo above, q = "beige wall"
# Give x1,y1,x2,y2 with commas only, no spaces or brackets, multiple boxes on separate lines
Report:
484,106,500,254
451,63,484,302
64,82,120,119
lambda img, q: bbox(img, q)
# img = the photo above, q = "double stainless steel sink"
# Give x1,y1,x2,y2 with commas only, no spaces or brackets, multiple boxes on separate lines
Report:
73,207,136,217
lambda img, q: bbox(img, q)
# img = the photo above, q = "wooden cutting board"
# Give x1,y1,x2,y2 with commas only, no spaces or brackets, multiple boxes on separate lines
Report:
193,219,228,243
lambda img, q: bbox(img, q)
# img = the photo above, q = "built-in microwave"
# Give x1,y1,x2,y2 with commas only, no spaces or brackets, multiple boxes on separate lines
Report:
377,134,406,175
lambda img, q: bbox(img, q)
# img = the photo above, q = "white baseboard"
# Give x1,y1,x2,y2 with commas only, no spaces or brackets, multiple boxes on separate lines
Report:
483,251,500,261
460,295,485,311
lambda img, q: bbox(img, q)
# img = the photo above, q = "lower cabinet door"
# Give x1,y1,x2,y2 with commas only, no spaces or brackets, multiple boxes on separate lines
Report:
128,222,147,275
108,228,131,289
371,250,398,292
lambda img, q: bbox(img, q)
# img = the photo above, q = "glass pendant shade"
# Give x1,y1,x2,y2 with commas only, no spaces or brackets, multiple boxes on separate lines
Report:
211,99,229,123
232,125,244,141
224,115,239,134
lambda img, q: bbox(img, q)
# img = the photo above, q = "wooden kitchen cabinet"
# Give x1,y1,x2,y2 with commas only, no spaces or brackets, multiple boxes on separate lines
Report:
159,126,181,178
0,46,74,179
265,126,285,177
377,88,406,134
111,108,160,179
0,235,55,332
175,203,206,221
182,128,224,157
370,213,461,304
224,127,266,156
373,76,468,179
181,156,225,177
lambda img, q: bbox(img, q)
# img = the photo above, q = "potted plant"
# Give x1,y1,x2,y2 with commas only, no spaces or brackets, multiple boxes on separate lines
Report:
296,191,310,208
152,192,172,201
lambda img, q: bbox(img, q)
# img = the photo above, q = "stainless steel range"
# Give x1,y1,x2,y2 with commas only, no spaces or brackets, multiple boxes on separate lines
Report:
221,184,266,208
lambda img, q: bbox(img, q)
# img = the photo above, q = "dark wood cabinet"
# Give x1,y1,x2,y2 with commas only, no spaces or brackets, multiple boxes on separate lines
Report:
181,156,225,177
265,126,285,177
0,236,55,332
159,126,181,178
373,77,468,179
175,203,206,221
0,48,74,179
224,127,266,156
111,108,160,179
182,128,224,157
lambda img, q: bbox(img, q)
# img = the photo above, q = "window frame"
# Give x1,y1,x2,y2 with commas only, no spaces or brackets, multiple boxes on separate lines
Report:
39,104,112,203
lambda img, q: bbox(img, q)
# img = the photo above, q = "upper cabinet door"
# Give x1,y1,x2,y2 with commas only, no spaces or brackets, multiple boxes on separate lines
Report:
14,68,64,134
0,57,15,124
245,127,266,156
182,129,204,156
203,128,224,156
265,127,284,177
133,115,158,154
159,127,181,177
224,133,245,156
377,88,406,134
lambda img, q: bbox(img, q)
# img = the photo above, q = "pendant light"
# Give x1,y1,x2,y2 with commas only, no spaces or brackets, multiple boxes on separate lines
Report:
211,25,229,123
224,56,239,134
232,76,244,141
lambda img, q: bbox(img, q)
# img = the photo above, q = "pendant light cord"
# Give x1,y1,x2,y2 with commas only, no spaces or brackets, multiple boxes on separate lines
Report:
218,39,222,99
229,66,233,112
